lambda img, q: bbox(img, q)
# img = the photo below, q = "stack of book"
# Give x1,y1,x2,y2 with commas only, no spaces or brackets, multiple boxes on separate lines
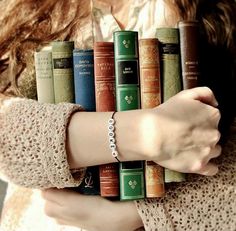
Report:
34,20,201,201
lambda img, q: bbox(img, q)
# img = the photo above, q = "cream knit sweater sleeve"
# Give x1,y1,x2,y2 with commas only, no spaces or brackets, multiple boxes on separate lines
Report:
0,95,86,188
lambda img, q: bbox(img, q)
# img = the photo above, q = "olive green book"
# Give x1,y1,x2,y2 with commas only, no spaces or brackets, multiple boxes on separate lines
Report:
156,28,186,183
51,41,75,103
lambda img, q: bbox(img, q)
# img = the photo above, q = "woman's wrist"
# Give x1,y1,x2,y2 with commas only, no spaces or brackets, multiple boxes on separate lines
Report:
66,110,153,169
114,109,159,162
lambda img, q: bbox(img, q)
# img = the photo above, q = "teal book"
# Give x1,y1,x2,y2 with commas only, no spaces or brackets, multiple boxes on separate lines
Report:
72,49,100,195
114,31,145,200
73,49,96,111
156,28,186,183
51,41,75,103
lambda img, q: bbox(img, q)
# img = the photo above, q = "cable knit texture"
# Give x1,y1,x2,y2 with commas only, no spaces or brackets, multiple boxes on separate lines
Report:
135,119,236,231
0,97,86,188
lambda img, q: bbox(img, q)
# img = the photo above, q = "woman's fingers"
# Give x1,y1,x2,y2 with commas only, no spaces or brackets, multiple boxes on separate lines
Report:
179,87,219,107
196,162,219,176
191,145,222,176
208,144,222,159
41,188,76,205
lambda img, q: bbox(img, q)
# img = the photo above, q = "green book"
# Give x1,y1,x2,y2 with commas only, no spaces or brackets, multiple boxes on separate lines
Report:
114,31,145,200
51,41,75,103
119,161,145,200
156,28,186,183
34,45,55,104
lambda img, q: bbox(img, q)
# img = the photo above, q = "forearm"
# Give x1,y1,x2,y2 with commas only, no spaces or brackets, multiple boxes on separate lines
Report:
67,87,221,177
67,110,149,168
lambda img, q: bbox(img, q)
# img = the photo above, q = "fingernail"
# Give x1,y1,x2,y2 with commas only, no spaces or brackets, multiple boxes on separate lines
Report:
213,99,219,107
207,166,218,176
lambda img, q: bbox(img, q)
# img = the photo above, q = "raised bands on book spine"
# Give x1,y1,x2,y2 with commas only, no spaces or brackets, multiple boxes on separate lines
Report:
178,20,200,89
156,28,186,183
94,42,119,198
51,41,75,103
114,31,145,201
139,38,165,197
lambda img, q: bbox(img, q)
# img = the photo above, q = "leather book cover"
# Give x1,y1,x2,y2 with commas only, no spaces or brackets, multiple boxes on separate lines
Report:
139,38,165,197
73,49,95,111
139,38,161,108
145,161,164,197
94,42,119,198
114,31,145,200
179,20,200,89
51,41,75,103
114,31,140,111
74,166,100,195
34,45,55,103
73,49,99,195
119,161,145,201
156,28,186,183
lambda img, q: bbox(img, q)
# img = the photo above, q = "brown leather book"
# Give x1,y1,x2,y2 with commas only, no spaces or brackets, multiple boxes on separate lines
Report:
94,42,119,198
179,20,200,89
139,38,165,197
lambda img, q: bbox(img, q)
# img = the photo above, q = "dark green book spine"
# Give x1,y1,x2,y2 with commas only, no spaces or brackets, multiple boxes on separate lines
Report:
156,28,186,183
114,31,145,200
114,31,140,111
119,161,145,200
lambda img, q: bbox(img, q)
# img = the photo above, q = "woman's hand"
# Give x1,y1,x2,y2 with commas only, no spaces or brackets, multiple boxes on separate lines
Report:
41,188,143,231
139,87,221,176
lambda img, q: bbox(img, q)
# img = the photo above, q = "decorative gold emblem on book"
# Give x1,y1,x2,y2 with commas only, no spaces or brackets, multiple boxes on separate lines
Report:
122,40,131,48
128,180,137,189
125,95,133,104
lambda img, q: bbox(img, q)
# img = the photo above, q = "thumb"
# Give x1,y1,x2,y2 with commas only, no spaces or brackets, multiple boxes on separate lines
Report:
181,87,218,107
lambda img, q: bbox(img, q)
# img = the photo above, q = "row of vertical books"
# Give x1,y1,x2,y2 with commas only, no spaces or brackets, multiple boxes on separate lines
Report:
34,20,201,201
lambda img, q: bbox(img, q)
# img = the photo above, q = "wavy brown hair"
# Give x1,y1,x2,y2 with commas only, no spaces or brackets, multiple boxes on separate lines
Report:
0,0,90,96
169,0,236,54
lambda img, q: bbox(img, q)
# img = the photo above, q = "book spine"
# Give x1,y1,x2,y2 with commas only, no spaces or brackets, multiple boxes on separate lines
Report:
34,47,55,103
72,49,99,195
94,42,119,198
73,49,96,111
114,31,145,201
114,31,140,111
139,38,161,108
51,41,75,103
119,161,145,201
179,20,200,89
139,38,164,197
156,28,186,183
74,166,101,195
145,161,164,197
